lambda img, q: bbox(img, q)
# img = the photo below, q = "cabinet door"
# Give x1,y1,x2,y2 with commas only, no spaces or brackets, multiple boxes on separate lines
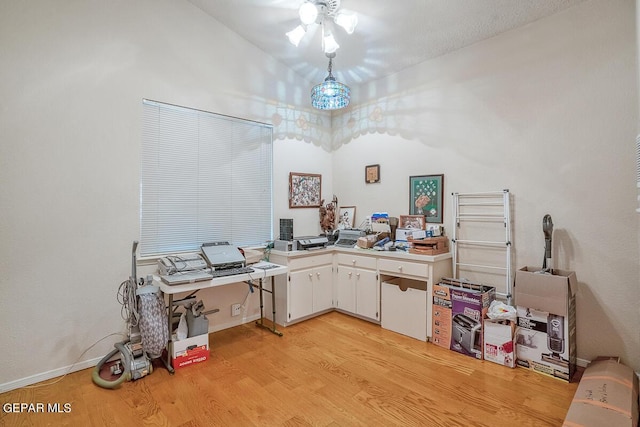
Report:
288,268,314,321
355,269,379,320
312,264,333,313
335,267,356,313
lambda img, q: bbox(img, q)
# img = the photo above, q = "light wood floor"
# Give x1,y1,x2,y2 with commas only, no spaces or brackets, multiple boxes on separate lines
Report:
1,311,578,426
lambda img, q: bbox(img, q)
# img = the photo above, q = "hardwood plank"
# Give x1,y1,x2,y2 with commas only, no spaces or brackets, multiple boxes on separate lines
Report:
0,312,578,426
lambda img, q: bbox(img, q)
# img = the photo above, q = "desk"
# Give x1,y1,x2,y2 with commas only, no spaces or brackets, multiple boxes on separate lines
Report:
156,264,288,373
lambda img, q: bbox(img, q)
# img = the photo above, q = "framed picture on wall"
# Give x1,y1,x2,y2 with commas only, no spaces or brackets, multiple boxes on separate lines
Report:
289,172,322,208
338,206,356,229
365,164,380,183
409,174,444,223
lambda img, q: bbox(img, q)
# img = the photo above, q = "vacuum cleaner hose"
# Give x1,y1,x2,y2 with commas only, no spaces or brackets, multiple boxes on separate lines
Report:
91,341,132,389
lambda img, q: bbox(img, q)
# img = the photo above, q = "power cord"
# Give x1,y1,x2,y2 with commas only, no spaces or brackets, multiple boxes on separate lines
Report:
117,278,139,327
22,332,126,389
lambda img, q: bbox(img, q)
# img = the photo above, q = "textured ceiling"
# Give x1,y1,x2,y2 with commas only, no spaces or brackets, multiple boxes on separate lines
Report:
188,0,587,85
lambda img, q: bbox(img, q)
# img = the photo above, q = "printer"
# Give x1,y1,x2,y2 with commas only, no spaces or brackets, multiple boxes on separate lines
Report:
295,236,328,251
334,229,366,248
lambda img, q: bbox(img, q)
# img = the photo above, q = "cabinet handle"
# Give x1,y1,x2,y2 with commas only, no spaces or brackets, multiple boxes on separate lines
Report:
352,259,356,264
316,272,320,277
309,273,313,278
356,273,360,278
348,272,352,277
398,266,403,271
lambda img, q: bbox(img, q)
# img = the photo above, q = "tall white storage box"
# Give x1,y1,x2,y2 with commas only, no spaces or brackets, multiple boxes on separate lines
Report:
382,277,428,341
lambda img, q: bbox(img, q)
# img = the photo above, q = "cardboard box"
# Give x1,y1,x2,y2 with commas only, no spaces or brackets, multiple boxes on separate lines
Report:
483,319,516,368
173,346,209,370
356,235,377,249
514,267,577,381
563,359,639,427
395,228,426,242
172,332,210,369
408,236,449,255
172,332,209,357
432,279,495,359
432,283,452,350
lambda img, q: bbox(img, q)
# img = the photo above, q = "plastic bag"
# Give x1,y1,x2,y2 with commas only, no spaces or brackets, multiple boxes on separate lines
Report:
487,300,517,321
176,312,188,341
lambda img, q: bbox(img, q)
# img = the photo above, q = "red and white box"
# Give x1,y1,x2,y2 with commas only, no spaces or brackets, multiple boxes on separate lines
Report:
171,333,209,370
483,319,516,368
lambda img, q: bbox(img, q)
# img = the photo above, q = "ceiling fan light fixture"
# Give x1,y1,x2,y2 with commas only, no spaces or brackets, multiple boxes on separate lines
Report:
286,25,306,46
299,2,318,25
322,32,340,54
334,10,357,34
286,0,357,53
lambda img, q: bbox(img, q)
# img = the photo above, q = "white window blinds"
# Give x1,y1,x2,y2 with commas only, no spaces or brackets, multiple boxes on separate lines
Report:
140,99,273,257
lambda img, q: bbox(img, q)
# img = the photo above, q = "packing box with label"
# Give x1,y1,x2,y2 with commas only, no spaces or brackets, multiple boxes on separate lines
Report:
483,319,516,368
563,358,639,427
432,278,495,359
514,267,577,382
172,332,210,370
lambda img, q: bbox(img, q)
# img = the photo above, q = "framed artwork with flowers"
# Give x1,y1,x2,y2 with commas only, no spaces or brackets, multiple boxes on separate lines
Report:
409,174,444,223
289,172,322,208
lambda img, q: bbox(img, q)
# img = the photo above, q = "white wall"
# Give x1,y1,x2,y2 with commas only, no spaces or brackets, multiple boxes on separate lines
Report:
0,0,332,390
333,0,640,370
1,0,638,392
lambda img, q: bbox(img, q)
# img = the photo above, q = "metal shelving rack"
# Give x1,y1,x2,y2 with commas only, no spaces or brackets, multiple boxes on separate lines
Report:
451,190,513,304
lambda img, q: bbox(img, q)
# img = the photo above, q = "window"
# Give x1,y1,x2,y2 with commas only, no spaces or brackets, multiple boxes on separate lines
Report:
140,99,273,257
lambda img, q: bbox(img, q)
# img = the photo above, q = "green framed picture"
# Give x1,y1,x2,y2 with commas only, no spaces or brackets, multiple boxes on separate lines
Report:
409,174,444,223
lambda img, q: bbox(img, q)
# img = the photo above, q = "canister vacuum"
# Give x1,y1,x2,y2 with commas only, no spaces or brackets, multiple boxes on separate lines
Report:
92,241,168,389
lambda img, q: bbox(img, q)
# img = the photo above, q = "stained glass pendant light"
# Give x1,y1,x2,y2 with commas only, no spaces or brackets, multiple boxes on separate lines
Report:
311,53,350,110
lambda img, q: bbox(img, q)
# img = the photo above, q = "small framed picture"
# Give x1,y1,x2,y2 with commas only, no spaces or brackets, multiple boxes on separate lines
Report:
399,215,426,230
289,172,322,208
365,164,380,184
409,174,444,223
338,206,356,229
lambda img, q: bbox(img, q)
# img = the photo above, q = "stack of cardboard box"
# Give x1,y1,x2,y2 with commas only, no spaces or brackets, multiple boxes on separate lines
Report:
432,278,495,360
514,267,577,382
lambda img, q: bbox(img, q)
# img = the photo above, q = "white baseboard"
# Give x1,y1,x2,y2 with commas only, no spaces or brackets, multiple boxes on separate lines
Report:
0,356,103,394
576,357,589,368
209,313,261,333
0,315,264,394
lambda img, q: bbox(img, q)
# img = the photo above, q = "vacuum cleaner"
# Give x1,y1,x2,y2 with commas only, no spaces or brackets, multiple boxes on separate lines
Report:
92,241,168,389
538,215,569,368
542,214,553,271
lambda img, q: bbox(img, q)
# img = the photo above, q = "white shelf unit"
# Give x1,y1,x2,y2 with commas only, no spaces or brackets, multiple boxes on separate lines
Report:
451,190,513,304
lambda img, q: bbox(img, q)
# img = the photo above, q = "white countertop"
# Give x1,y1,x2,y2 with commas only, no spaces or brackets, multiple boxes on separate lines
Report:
270,245,452,263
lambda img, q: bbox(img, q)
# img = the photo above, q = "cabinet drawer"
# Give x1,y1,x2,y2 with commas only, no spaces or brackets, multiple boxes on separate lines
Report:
378,258,428,279
336,253,377,270
288,253,333,271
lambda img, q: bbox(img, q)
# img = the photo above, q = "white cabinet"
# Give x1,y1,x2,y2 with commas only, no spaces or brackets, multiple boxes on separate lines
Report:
287,268,314,321
269,252,333,326
311,264,333,313
270,248,451,337
378,254,452,339
336,254,379,322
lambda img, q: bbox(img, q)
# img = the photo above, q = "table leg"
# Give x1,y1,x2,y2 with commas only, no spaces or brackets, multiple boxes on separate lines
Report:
164,294,175,374
255,277,282,336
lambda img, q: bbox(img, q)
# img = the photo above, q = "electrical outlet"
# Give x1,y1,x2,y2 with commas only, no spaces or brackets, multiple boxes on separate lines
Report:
231,303,241,317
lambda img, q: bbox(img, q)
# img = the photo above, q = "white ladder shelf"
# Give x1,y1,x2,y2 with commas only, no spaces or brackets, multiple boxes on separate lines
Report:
451,190,513,304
